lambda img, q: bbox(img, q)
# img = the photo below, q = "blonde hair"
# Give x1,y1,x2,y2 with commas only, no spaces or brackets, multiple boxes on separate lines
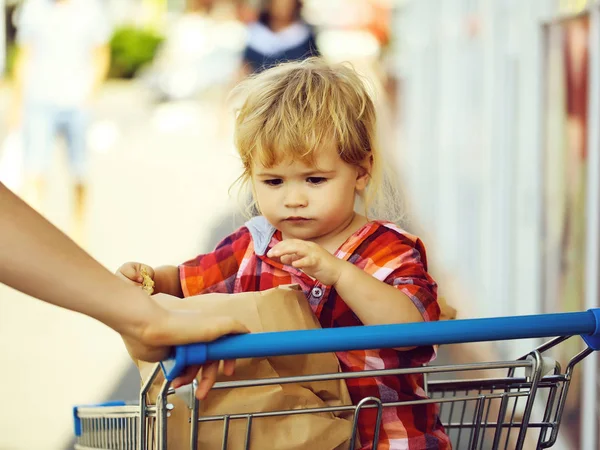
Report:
231,57,404,223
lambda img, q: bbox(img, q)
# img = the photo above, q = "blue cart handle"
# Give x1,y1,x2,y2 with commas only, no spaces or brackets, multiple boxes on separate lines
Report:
160,308,600,381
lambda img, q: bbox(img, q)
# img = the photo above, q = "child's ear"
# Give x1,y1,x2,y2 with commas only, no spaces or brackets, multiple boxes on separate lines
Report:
355,156,373,191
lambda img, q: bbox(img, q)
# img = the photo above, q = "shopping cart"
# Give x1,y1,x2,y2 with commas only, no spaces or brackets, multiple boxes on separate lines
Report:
73,309,600,450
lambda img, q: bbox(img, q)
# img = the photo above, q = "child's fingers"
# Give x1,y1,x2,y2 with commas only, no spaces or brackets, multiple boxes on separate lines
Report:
291,256,314,269
267,239,307,258
279,253,303,265
116,265,144,284
115,270,142,286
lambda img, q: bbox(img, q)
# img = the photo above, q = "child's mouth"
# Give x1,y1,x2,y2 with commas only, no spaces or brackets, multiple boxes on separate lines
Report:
285,217,311,222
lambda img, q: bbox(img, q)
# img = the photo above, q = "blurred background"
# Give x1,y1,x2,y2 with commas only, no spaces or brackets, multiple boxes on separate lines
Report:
0,0,599,448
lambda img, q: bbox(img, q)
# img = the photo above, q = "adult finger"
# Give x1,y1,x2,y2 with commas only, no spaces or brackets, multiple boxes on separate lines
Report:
171,364,201,389
223,360,236,376
196,361,219,399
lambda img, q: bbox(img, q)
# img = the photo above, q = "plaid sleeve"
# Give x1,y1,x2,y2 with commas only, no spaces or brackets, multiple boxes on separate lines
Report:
383,236,440,324
363,229,441,364
387,236,441,364
179,227,251,297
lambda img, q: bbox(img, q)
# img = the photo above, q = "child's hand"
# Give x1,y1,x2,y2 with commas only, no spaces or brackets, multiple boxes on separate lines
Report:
267,239,344,286
116,262,155,290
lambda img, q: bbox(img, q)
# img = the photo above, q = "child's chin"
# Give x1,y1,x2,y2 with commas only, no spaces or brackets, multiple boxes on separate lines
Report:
281,225,320,240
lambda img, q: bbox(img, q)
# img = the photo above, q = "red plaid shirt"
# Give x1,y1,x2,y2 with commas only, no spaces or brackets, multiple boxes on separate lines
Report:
180,217,451,450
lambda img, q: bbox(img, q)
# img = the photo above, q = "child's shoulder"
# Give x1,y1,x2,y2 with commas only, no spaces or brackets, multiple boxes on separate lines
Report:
356,221,431,269
367,220,424,248
214,224,253,251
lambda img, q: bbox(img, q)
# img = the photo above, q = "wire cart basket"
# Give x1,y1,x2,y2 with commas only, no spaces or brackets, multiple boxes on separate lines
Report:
73,309,600,449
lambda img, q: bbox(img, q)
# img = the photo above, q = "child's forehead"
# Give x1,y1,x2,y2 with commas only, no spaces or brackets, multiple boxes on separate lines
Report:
254,145,341,172
253,158,327,173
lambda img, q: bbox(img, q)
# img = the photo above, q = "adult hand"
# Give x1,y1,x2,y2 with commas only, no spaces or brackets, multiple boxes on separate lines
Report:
123,296,248,399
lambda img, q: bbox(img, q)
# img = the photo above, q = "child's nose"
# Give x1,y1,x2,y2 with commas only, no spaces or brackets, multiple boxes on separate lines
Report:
284,188,308,208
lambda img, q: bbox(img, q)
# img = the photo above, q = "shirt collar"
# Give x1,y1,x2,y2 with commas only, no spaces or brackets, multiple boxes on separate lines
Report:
245,216,278,256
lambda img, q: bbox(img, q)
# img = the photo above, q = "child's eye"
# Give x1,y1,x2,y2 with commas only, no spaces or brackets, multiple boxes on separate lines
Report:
307,177,327,185
263,179,283,186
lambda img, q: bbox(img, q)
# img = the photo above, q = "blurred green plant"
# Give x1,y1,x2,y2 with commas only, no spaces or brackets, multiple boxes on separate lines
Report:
5,44,18,78
3,26,163,80
108,26,164,79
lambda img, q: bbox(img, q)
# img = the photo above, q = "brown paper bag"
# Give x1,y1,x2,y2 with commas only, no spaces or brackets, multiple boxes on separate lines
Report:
136,285,358,450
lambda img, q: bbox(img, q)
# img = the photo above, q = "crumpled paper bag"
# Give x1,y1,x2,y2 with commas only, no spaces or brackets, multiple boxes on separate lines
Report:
136,285,358,449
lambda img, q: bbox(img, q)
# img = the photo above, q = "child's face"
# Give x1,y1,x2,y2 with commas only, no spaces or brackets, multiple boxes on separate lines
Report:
251,142,370,243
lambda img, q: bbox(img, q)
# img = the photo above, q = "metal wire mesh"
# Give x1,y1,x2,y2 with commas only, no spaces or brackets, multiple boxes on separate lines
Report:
74,340,585,450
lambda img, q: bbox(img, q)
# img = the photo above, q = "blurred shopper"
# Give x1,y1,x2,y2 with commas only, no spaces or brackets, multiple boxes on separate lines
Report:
241,0,319,75
143,0,246,101
10,0,111,227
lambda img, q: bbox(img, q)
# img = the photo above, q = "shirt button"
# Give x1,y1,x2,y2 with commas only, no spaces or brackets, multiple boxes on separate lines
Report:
311,287,323,298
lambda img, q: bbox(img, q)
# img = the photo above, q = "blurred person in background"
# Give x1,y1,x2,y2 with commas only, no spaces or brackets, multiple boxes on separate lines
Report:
142,0,247,102
9,0,111,235
241,0,319,75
